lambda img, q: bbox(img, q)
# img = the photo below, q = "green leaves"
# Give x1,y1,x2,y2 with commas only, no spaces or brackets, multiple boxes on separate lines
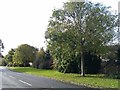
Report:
0,39,4,52
4,49,15,64
12,44,38,66
33,48,52,69
45,2,117,74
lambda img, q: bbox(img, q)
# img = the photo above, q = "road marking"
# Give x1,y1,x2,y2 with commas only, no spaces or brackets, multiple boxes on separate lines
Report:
19,80,32,86
9,76,16,79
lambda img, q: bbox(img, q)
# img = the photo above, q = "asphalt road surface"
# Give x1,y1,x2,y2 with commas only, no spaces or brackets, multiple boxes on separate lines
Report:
0,66,100,90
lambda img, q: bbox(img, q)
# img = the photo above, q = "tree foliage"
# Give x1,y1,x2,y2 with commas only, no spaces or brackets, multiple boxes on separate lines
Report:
0,39,4,51
13,44,38,66
45,2,117,76
0,39,4,58
0,39,5,66
4,49,15,66
33,48,52,69
33,48,45,68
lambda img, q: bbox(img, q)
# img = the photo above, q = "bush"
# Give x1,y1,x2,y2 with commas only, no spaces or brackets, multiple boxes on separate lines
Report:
1,59,7,66
57,59,80,73
104,61,120,79
55,52,101,74
55,53,80,73
104,46,120,79
84,52,101,74
33,59,40,68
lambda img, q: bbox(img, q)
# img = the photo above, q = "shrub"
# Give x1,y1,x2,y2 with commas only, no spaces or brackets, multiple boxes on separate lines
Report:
104,60,120,79
55,52,101,74
84,52,101,74
1,59,7,66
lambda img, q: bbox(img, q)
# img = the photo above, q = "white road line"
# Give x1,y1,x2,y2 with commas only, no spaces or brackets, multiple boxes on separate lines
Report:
19,80,32,86
9,76,16,79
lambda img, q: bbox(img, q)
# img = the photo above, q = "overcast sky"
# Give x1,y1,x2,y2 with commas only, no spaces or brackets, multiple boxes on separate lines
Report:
0,0,119,55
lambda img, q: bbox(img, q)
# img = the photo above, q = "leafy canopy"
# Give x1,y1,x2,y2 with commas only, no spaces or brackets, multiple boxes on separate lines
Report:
45,2,117,74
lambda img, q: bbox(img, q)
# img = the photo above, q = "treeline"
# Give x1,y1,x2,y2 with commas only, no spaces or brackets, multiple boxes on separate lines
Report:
1,44,120,79
1,44,101,74
1,44,52,69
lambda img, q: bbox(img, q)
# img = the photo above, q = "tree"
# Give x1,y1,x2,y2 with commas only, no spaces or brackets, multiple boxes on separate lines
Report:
1,58,7,66
13,44,38,66
33,48,45,68
0,39,4,57
45,2,117,76
33,48,52,69
45,50,53,69
0,39,5,66
4,49,15,66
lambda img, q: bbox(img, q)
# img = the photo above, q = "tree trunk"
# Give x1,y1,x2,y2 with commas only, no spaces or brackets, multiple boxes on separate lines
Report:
81,51,85,76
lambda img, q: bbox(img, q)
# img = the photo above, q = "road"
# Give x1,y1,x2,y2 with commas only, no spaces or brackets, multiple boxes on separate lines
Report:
0,66,99,90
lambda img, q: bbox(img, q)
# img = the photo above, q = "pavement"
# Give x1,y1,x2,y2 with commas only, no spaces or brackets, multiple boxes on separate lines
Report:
0,66,100,90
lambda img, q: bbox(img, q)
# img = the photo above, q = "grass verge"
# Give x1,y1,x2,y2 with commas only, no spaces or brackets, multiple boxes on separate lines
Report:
8,67,119,88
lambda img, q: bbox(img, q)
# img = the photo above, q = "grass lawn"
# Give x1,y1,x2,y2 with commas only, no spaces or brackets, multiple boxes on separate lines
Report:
9,67,119,88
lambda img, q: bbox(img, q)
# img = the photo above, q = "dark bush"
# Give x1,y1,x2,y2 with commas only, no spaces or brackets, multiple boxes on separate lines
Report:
84,52,101,74
33,59,40,68
1,59,7,66
56,53,80,73
101,59,120,79
56,52,101,74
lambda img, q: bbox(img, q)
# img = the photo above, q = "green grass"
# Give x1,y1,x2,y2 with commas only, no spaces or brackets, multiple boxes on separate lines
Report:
9,67,119,88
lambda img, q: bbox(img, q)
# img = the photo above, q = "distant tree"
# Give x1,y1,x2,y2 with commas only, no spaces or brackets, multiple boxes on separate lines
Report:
33,48,45,68
4,49,15,66
46,2,117,76
1,58,7,66
13,44,38,66
45,50,53,69
0,39,4,57
0,39,4,51
33,48,52,69
0,39,5,66
37,48,46,69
